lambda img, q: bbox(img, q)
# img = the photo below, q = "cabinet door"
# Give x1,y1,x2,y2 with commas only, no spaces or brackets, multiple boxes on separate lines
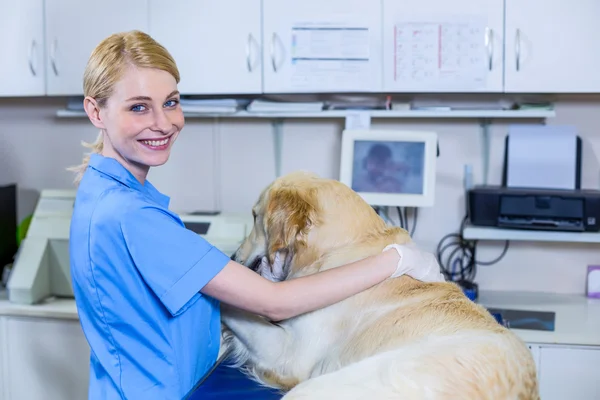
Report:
44,1,149,96
5,317,90,400
0,0,45,96
149,0,262,95
505,0,600,93
382,0,503,93
0,317,5,400
262,0,382,93
538,346,600,400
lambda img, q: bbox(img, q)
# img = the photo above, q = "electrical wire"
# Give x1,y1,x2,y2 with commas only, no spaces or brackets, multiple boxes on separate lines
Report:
374,206,419,237
390,206,418,236
396,206,405,229
436,215,509,283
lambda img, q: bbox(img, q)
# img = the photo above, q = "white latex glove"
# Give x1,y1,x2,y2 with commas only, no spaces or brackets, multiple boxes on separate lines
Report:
257,252,286,282
383,242,446,282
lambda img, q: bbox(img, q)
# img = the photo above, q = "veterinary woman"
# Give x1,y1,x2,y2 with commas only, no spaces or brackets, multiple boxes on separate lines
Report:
69,30,444,400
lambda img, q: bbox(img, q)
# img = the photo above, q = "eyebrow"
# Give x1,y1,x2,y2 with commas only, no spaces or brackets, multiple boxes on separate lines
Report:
126,90,180,102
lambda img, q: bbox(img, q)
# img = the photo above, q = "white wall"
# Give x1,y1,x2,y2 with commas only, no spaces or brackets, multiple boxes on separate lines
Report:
1,96,599,295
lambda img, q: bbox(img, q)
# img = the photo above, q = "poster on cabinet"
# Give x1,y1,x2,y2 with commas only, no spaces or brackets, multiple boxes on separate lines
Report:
285,22,372,92
391,16,489,91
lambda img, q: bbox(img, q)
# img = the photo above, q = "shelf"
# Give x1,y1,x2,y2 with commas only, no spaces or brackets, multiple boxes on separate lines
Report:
463,225,600,243
55,109,556,119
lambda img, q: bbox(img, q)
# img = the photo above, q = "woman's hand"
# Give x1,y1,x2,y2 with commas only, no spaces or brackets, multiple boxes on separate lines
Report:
383,243,445,282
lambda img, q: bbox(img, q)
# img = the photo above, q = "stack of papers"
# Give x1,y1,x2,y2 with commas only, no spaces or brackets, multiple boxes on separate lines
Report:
506,125,579,190
179,98,250,114
246,99,324,113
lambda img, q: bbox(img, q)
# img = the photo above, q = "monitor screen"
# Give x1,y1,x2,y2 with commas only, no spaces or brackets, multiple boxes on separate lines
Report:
339,129,438,208
351,140,425,195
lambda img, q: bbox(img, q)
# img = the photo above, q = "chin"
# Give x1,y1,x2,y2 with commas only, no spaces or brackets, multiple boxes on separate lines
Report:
147,154,171,167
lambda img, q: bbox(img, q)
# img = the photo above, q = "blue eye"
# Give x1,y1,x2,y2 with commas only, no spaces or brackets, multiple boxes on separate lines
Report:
131,104,147,112
164,99,179,108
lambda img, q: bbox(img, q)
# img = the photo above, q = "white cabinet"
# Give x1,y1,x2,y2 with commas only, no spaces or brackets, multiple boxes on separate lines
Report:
262,0,383,93
149,0,262,95
0,0,45,96
44,0,150,96
382,0,504,93
504,0,600,93
537,345,600,400
1,316,90,400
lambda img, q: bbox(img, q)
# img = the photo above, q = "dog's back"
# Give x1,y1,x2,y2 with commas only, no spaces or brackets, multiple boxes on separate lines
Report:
281,275,539,399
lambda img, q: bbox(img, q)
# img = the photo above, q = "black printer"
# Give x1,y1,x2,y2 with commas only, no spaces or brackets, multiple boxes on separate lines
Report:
468,185,600,232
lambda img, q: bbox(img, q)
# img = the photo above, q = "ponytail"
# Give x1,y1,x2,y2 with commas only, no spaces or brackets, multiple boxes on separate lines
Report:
68,131,104,186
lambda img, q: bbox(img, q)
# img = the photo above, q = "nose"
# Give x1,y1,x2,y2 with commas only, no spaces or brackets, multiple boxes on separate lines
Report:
153,108,172,133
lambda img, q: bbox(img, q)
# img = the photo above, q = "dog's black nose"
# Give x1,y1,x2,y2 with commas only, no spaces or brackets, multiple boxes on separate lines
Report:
230,251,237,261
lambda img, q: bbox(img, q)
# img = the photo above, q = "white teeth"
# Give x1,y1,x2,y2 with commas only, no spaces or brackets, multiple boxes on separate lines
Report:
141,138,169,147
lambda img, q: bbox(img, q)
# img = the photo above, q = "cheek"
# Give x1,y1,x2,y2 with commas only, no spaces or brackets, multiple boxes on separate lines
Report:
169,109,185,131
109,113,147,141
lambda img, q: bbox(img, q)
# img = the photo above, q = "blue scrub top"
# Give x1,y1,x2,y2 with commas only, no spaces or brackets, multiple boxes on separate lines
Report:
69,153,230,399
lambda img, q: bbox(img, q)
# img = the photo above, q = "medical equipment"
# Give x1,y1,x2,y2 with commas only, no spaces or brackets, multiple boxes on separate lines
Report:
468,185,600,232
339,129,438,208
6,190,253,305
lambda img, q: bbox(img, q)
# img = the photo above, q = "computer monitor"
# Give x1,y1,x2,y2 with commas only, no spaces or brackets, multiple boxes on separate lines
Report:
339,129,438,207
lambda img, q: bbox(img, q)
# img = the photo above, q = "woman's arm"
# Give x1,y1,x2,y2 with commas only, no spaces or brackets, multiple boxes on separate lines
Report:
201,249,399,321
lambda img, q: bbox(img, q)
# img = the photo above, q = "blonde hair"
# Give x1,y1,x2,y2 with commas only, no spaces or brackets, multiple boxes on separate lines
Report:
69,30,180,185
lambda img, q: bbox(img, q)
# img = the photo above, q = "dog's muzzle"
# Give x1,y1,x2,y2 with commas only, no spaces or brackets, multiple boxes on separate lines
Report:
248,257,262,272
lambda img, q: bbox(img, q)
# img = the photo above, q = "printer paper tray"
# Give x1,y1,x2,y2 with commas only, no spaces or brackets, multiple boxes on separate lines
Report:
498,216,584,232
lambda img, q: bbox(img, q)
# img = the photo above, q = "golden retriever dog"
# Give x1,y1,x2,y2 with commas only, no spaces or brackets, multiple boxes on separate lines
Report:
220,171,539,399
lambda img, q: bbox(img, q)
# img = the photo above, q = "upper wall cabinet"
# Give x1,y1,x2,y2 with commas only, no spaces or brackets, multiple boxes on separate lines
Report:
149,0,262,95
504,0,600,93
261,0,383,93
0,0,45,96
382,0,504,93
44,0,149,96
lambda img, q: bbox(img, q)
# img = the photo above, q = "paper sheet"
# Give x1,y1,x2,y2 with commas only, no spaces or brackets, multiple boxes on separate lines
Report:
345,112,371,130
393,18,488,90
289,23,371,91
506,125,579,190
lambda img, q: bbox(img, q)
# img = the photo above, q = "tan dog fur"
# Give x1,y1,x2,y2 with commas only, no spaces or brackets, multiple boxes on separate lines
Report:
221,171,539,399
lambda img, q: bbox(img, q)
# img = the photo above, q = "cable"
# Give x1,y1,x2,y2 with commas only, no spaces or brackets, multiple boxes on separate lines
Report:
436,215,510,283
409,208,418,236
396,206,405,229
392,206,419,236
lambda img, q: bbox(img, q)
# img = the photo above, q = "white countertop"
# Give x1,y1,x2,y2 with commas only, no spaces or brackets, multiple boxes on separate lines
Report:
1,289,599,347
0,289,78,320
478,290,600,347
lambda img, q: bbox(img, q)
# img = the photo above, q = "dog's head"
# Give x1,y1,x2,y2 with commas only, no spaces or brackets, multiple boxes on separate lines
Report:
231,171,405,282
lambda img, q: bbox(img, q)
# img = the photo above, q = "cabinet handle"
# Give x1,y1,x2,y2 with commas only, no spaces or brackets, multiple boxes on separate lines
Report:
485,28,493,71
515,29,521,71
50,38,59,76
28,40,37,76
246,33,260,72
270,32,279,72
246,33,253,72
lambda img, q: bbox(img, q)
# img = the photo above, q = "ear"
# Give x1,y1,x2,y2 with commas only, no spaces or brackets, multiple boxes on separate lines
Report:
265,185,318,263
83,96,106,130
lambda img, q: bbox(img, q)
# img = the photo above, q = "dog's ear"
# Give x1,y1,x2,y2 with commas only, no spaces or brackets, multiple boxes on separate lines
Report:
265,185,318,262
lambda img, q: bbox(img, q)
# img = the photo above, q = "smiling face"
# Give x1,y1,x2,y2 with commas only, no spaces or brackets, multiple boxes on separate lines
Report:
84,65,184,183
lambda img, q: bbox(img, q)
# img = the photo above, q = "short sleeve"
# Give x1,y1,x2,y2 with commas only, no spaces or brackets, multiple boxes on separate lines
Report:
120,204,230,316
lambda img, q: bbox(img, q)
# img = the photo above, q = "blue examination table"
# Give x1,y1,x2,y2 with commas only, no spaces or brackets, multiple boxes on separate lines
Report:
187,358,283,400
